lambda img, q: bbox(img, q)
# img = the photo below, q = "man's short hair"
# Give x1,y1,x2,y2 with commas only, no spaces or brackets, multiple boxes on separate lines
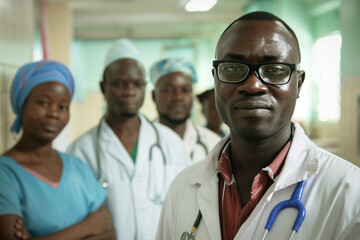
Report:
218,11,301,62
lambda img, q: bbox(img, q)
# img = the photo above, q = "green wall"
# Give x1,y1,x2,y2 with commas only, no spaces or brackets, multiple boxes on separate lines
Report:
71,37,223,101
340,0,360,75
71,0,360,125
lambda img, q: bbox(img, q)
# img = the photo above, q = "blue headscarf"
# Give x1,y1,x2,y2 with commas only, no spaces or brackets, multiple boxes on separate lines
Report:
10,59,75,134
150,58,198,86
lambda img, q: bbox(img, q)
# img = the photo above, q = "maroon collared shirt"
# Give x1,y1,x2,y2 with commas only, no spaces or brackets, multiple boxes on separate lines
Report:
217,141,291,240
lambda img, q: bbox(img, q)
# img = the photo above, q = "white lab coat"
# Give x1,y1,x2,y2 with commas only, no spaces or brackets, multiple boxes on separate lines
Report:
183,119,221,163
67,114,190,240
156,123,360,240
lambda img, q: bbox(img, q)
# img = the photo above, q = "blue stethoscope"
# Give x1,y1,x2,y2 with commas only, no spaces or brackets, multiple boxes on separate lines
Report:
181,128,307,240
95,116,167,205
181,173,307,240
261,179,306,240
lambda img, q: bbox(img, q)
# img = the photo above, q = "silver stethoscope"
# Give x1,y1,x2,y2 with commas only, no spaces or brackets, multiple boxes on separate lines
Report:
190,122,209,160
96,116,167,205
181,125,307,240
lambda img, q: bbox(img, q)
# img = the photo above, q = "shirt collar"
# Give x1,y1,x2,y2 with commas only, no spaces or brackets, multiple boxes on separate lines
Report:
217,140,291,184
262,141,291,180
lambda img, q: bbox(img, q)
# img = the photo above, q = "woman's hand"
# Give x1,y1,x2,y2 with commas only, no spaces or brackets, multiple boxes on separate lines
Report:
14,218,31,240
1,207,114,240
82,206,113,236
0,214,31,240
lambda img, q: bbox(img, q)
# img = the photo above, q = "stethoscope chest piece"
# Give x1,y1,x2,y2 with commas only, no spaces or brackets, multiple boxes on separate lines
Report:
180,210,202,240
180,232,195,240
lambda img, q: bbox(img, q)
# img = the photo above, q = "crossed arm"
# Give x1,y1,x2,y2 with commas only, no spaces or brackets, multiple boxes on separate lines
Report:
0,206,116,240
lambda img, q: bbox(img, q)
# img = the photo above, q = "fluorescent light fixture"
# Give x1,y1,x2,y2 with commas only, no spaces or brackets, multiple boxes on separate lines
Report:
185,0,217,12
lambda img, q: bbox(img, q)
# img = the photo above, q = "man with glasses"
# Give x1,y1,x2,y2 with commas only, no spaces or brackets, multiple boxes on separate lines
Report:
156,11,360,240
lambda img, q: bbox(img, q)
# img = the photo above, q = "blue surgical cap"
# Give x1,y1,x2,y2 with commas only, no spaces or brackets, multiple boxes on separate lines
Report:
103,38,144,72
10,59,75,134
150,58,198,86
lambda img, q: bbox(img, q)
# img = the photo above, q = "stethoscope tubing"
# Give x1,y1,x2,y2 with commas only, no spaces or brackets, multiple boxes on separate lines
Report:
261,179,307,240
95,116,167,205
190,122,208,160
181,125,306,240
265,180,307,232
96,118,108,188
182,179,306,240
147,120,167,205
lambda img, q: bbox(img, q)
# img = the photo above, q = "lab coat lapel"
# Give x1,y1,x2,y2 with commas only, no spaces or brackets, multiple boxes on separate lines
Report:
183,119,197,158
274,123,319,188
234,183,277,239
190,144,223,240
100,118,135,178
197,176,222,240
235,123,320,239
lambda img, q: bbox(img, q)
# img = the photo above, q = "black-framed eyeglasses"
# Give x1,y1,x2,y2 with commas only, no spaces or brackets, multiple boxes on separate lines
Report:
213,60,300,85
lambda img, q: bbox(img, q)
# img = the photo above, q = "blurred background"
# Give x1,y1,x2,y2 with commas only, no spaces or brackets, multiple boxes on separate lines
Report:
1,0,359,166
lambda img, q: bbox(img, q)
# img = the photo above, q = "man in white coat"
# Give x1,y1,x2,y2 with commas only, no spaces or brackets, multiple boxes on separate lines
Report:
67,39,190,240
150,58,221,162
156,11,360,240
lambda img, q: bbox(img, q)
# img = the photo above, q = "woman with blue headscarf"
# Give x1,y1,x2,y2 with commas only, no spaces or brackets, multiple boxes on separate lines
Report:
0,60,115,239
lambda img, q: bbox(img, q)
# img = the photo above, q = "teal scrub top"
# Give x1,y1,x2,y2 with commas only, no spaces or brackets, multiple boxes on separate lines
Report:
0,152,106,237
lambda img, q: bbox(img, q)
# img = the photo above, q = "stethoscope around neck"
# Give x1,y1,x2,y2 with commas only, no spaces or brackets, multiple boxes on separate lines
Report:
181,125,307,240
190,122,209,160
95,116,167,205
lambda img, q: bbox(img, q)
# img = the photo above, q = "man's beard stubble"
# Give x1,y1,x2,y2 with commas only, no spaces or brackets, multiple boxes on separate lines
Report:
121,112,137,118
159,113,190,126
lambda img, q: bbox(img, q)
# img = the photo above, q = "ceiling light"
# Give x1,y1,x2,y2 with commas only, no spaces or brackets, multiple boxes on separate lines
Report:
185,0,217,12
